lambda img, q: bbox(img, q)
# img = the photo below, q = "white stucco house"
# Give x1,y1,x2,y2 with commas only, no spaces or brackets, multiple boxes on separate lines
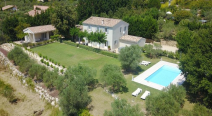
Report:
82,16,146,50
23,25,55,43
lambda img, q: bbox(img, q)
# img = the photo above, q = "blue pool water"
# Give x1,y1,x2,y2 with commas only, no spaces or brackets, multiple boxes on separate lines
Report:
145,65,181,86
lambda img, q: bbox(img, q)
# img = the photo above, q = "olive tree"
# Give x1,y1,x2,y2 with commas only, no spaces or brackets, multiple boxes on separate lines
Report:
119,45,142,71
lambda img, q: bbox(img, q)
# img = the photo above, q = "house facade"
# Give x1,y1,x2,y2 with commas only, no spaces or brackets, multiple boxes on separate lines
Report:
23,25,55,43
82,16,146,50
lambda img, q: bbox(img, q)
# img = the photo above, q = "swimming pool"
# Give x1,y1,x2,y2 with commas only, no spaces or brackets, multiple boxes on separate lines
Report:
145,65,181,86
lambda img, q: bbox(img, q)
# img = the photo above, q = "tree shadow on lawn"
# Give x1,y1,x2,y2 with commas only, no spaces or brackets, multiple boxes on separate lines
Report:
122,66,144,75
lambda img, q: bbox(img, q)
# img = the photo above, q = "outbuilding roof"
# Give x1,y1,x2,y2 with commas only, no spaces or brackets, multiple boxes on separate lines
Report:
83,16,125,27
120,35,144,43
28,10,42,17
24,25,56,34
2,5,14,11
27,5,49,17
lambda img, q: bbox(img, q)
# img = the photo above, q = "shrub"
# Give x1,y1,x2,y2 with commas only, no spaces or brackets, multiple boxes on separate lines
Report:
63,41,78,47
168,52,175,59
62,65,65,68
47,62,49,66
100,50,118,58
39,53,42,57
40,59,44,63
58,63,60,66
51,64,53,68
60,69,64,74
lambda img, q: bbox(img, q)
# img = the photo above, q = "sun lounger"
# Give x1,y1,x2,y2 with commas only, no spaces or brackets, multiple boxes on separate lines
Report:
141,91,150,100
139,61,151,66
132,88,142,97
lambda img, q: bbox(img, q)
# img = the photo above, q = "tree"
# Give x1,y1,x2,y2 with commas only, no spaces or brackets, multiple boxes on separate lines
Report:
28,64,47,81
176,29,193,54
148,0,161,9
59,76,91,116
146,92,180,116
119,45,142,71
182,104,212,116
174,10,191,24
163,84,186,107
157,17,165,32
43,68,60,89
15,22,30,41
123,16,158,39
100,64,126,92
179,29,212,108
104,99,143,116
66,64,97,89
78,30,88,44
2,16,19,41
88,31,107,49
70,27,80,42
51,6,76,38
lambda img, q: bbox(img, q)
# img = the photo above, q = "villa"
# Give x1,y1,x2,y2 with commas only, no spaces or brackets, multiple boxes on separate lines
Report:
23,25,55,43
83,16,146,50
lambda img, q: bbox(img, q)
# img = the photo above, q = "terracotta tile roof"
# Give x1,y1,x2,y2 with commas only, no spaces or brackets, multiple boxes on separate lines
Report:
27,5,49,17
120,35,144,42
28,10,42,17
26,25,56,34
83,16,122,27
2,5,14,11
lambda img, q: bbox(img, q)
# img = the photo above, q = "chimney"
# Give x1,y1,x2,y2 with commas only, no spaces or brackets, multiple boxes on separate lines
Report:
102,20,104,24
34,5,36,10
34,9,36,15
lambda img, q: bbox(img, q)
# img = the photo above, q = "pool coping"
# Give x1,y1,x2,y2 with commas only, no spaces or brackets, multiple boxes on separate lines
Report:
132,61,185,90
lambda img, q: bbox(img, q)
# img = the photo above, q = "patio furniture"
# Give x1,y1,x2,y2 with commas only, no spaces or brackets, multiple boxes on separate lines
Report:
141,91,150,100
140,61,151,66
132,88,142,97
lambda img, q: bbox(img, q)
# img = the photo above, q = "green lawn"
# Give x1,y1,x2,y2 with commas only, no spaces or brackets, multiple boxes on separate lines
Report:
32,42,120,78
32,42,192,115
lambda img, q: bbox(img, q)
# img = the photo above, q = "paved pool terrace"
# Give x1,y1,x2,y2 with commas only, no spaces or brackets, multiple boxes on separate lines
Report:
133,61,185,90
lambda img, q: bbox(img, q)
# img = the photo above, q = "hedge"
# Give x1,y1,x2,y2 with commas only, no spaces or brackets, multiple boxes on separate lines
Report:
63,41,119,59
21,39,55,48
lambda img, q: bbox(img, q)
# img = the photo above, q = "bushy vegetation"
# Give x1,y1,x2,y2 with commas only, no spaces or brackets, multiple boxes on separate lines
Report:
179,28,212,108
119,45,142,71
0,79,17,103
100,64,126,92
7,46,95,115
55,64,95,115
104,99,144,116
146,85,186,116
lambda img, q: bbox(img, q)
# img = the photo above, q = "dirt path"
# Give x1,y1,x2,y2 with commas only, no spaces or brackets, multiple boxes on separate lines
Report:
0,65,51,116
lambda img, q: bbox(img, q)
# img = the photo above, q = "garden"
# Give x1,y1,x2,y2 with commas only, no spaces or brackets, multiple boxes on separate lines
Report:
31,42,192,115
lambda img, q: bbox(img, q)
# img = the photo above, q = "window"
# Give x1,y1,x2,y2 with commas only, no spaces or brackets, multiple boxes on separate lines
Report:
124,26,126,31
105,28,108,34
97,27,99,32
114,40,117,45
105,41,108,46
88,26,91,30
120,27,122,32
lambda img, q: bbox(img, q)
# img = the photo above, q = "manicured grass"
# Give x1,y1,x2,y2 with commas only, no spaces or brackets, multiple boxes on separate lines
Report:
32,42,120,78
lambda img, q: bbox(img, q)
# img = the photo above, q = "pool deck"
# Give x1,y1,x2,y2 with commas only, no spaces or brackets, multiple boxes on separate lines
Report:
133,61,185,90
